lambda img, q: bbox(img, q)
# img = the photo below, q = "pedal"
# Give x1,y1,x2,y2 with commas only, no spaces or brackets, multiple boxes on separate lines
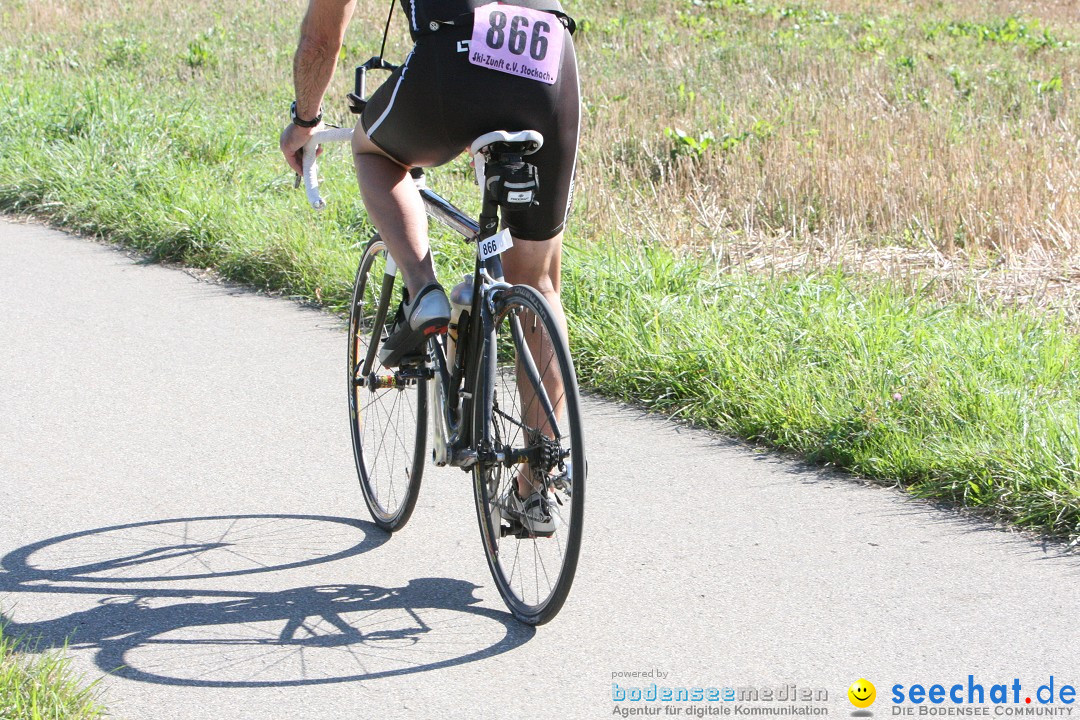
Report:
396,351,427,367
396,363,434,380
504,524,553,540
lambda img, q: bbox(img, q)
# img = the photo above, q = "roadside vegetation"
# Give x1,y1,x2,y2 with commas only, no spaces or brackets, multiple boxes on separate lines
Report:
576,0,1079,317
1,0,1078,541
0,625,106,720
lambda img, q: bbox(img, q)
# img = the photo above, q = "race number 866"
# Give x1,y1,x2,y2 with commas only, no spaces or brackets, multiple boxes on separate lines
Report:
485,10,552,60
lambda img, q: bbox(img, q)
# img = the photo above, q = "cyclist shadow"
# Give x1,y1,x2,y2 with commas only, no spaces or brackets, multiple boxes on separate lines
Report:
0,515,533,687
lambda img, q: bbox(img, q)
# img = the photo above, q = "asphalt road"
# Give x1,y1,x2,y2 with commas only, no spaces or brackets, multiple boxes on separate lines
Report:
2,220,1078,720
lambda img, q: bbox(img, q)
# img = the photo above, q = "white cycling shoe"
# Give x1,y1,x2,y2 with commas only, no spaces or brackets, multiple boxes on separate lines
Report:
506,488,556,537
378,283,450,367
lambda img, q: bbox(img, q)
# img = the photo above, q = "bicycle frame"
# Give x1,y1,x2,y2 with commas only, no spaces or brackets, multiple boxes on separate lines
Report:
304,57,561,472
416,173,509,470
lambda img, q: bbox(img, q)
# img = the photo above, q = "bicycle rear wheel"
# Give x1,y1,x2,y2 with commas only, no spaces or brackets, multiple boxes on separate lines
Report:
472,284,585,625
348,235,427,532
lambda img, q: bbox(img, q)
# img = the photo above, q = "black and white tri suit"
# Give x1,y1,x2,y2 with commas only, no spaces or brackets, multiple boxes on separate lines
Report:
361,0,580,240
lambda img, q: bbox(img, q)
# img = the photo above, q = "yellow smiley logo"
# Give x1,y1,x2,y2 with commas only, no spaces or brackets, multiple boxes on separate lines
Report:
848,678,876,708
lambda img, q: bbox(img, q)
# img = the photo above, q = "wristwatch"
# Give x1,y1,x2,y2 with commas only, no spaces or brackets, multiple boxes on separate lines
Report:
290,101,322,128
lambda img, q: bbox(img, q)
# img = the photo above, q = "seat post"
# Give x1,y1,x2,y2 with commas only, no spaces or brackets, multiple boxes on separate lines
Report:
479,178,505,281
470,130,544,281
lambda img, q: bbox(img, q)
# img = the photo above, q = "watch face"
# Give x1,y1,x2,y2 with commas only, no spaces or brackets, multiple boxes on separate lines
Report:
291,102,319,126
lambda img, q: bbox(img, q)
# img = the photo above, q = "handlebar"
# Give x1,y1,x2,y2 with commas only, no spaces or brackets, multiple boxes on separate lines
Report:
300,56,400,211
302,126,354,210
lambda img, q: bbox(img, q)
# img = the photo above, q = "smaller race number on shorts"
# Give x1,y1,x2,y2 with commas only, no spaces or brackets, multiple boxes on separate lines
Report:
478,228,514,261
469,3,564,85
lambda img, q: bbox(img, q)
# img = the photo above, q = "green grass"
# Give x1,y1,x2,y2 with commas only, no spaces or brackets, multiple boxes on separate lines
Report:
564,246,1080,534
0,0,1078,540
0,627,105,720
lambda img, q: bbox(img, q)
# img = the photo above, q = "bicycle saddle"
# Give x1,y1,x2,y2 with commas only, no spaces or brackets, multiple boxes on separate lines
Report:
470,130,544,157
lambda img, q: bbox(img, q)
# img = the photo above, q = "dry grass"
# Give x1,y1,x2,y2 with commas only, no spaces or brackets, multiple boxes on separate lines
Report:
571,0,1079,317
820,0,1080,26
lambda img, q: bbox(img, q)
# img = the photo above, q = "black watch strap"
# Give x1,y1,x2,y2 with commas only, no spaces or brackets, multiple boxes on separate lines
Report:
290,101,322,128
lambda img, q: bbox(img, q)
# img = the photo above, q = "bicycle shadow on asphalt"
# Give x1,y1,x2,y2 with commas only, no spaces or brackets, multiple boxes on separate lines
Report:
0,514,533,687
2,513,389,584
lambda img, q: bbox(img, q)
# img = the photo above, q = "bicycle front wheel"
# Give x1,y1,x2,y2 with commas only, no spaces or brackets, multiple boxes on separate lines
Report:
348,235,427,532
472,284,585,625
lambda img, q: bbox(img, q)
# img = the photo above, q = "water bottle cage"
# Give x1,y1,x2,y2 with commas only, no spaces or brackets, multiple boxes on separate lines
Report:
485,160,540,209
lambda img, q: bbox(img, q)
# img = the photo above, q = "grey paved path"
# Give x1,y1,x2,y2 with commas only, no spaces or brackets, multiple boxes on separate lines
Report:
2,220,1078,720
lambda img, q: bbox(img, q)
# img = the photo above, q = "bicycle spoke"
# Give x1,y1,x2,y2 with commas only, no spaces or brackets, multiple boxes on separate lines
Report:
473,286,583,624
493,405,528,432
349,238,426,531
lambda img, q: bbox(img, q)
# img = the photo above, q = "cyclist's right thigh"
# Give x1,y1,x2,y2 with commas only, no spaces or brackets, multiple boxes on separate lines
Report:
502,233,564,296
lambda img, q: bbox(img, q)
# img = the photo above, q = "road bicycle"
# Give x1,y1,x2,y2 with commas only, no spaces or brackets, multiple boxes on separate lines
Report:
301,57,585,625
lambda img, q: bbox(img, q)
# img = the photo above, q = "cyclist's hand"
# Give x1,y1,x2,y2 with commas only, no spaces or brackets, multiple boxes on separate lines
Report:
280,122,323,176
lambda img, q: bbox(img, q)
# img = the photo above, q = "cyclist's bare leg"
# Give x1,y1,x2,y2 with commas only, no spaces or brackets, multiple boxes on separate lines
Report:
352,125,435,299
502,234,568,499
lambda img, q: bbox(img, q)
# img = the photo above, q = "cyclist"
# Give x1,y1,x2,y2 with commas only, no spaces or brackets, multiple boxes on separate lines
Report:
280,0,580,535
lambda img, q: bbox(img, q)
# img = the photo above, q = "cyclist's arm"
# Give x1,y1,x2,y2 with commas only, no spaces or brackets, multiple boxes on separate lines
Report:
281,0,356,174
294,0,355,121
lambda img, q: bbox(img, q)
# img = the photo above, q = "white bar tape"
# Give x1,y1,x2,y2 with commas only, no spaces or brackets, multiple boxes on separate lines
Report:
302,127,356,210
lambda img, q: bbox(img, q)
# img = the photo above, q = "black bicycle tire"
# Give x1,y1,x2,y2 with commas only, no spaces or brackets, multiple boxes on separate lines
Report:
471,284,585,625
348,235,427,532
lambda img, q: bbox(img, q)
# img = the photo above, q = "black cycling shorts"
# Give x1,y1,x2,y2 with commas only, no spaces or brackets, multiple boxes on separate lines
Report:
360,7,580,241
